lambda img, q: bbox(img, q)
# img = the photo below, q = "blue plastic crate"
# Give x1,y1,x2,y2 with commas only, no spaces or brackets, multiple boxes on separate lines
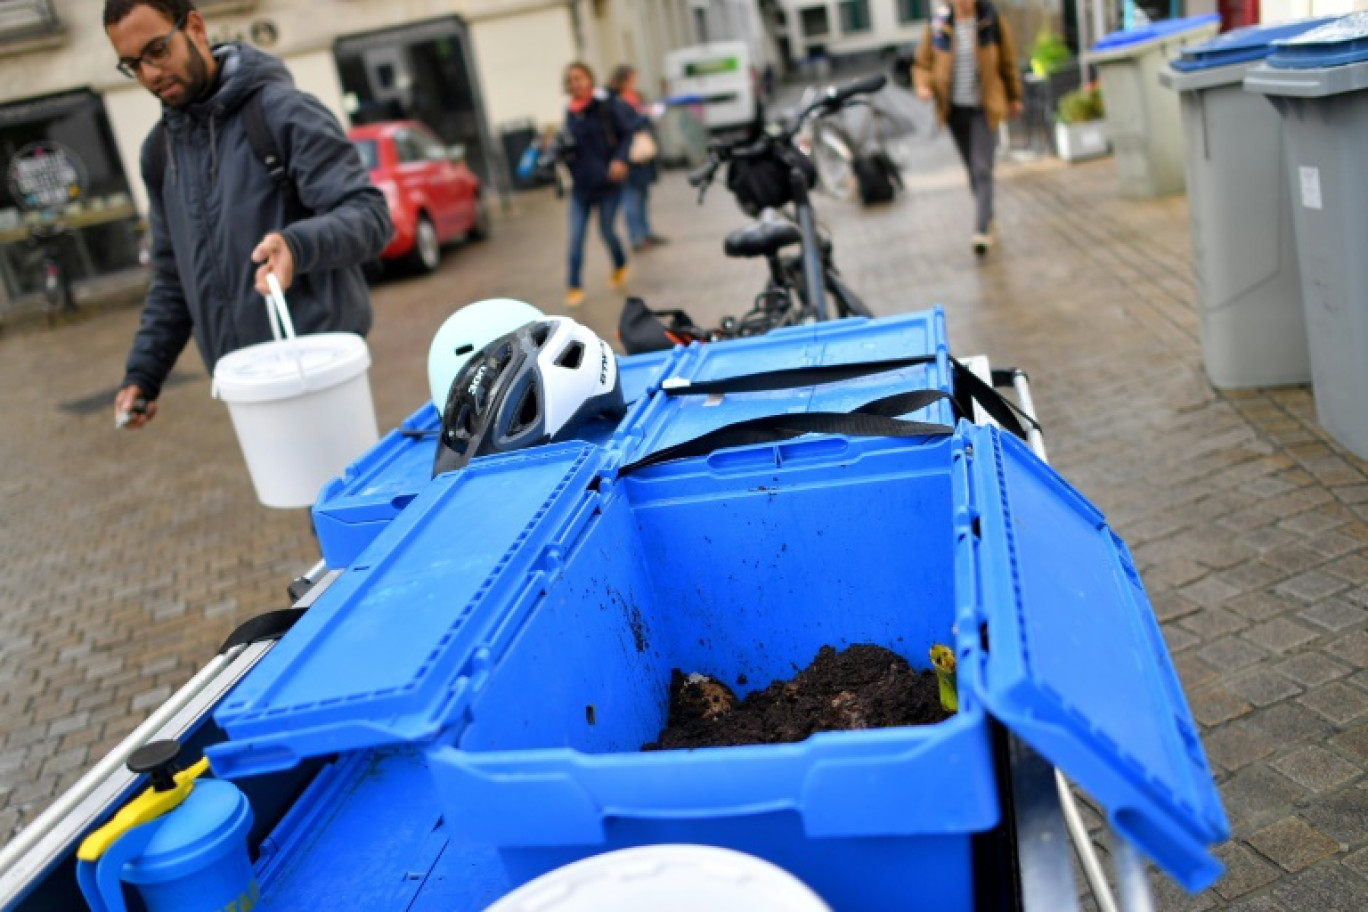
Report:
311,349,681,569
611,311,952,465
416,426,1226,908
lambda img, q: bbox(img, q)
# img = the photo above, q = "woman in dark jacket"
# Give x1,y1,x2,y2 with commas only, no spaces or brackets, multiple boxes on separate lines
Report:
561,61,636,308
608,64,666,252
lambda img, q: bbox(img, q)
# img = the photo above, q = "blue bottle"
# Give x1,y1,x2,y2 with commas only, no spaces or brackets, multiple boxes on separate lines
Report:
77,741,256,912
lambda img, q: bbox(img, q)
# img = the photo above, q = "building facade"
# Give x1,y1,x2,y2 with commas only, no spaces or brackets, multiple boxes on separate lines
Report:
0,0,720,308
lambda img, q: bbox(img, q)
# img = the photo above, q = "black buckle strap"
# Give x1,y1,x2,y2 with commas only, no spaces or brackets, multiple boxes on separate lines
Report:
217,608,307,655
619,388,953,476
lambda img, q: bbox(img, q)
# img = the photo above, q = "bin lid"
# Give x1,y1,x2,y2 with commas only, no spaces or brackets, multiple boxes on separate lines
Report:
1170,16,1338,71
212,333,370,403
1269,11,1368,68
1091,14,1220,53
208,442,609,778
960,425,1228,893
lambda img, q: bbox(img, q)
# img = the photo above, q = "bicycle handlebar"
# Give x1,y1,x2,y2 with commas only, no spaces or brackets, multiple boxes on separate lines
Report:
689,74,887,204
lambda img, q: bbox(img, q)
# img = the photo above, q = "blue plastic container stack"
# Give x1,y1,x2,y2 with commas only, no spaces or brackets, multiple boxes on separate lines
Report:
210,312,1227,911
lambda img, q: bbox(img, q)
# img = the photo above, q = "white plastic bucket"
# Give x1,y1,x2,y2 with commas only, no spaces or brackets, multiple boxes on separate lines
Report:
212,277,379,508
483,844,832,912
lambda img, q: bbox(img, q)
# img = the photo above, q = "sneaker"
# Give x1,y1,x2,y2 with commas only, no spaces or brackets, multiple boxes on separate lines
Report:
565,287,584,308
972,232,993,257
646,235,669,247
609,265,629,289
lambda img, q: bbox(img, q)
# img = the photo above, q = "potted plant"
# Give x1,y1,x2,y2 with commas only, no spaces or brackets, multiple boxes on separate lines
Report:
1055,85,1110,163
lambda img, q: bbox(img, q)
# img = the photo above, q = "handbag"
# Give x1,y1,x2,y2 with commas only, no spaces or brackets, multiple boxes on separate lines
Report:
629,129,658,165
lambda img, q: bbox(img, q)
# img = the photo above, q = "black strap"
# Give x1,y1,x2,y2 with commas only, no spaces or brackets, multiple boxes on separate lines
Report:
619,389,953,476
662,355,1038,440
217,608,306,655
241,90,308,221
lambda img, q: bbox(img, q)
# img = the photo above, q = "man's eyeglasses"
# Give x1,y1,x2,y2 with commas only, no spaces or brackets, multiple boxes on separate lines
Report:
116,17,186,79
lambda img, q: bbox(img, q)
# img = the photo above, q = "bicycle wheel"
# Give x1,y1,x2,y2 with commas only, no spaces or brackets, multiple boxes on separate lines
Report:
810,120,856,201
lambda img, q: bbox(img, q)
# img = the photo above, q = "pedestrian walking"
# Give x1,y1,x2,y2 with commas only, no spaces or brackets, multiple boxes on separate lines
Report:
560,62,636,308
607,64,667,253
913,0,1022,257
104,0,391,429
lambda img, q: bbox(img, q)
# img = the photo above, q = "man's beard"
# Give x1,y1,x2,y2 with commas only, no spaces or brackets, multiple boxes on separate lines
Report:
165,41,213,110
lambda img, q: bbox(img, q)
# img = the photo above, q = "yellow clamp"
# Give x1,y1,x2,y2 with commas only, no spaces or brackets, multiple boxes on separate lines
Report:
77,757,211,863
930,644,958,714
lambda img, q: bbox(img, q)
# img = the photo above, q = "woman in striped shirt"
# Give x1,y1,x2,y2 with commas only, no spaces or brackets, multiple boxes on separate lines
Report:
913,1,1023,257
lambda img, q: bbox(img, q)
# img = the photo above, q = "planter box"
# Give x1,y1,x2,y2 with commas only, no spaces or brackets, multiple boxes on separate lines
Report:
1055,119,1111,162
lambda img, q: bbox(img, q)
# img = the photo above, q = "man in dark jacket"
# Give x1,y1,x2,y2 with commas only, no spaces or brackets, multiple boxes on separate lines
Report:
105,0,391,428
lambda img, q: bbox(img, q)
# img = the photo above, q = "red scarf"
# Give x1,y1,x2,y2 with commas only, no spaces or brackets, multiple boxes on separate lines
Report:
619,89,643,113
568,94,594,114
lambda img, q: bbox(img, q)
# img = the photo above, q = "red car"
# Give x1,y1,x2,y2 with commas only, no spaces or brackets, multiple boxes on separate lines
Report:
349,121,489,273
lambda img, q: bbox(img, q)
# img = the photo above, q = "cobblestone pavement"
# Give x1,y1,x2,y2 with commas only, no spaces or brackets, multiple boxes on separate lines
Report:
2,129,1366,910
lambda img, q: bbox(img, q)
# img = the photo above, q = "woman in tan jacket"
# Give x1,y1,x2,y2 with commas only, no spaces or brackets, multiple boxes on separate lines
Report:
914,0,1022,256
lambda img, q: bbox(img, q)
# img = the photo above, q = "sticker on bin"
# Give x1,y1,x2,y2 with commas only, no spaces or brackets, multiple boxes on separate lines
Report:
1299,166,1324,210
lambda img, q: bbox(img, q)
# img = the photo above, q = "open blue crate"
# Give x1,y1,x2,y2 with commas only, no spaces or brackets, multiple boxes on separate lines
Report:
310,348,681,569
212,420,1226,910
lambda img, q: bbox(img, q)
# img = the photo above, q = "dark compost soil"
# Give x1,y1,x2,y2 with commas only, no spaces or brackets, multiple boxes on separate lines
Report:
643,644,950,751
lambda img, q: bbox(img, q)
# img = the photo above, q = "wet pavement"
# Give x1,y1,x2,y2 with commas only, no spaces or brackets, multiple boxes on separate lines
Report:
2,128,1367,910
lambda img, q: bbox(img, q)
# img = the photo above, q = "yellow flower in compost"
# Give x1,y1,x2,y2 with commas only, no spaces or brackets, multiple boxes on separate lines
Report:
930,644,958,714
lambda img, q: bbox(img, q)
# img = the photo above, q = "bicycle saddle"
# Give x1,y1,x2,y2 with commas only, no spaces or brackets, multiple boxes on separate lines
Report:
723,219,802,259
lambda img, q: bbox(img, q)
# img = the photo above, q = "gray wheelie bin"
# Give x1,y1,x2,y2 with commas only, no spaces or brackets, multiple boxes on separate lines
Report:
1246,13,1368,459
1086,15,1220,198
1158,18,1334,389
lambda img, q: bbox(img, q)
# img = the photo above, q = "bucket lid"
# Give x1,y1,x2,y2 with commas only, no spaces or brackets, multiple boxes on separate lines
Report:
1092,14,1220,53
484,845,832,911
1269,11,1368,69
1170,16,1338,71
213,333,370,404
121,780,253,884
959,425,1228,892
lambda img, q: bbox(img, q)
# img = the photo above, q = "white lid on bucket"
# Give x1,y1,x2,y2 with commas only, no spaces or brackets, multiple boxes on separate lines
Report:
483,845,832,912
213,333,371,404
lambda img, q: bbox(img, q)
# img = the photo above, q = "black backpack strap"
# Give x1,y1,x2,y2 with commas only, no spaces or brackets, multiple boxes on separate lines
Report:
618,388,953,476
242,89,307,221
143,120,168,192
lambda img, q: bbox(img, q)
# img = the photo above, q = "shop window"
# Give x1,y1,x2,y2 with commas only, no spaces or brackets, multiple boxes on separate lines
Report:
800,6,830,38
0,89,141,304
896,0,927,23
839,0,871,33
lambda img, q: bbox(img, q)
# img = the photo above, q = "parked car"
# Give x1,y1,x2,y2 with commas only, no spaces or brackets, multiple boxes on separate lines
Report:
348,121,489,274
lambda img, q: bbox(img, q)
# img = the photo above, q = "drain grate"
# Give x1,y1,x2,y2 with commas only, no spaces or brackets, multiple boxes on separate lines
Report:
59,371,202,415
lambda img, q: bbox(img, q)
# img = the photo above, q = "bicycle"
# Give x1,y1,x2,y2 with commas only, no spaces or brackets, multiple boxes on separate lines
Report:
685,74,886,336
797,81,911,204
20,222,76,317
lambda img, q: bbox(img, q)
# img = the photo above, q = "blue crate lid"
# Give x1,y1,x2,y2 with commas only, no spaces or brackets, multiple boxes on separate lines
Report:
1269,11,1368,68
615,311,952,463
1092,14,1220,52
1171,16,1338,71
958,424,1228,892
209,442,611,777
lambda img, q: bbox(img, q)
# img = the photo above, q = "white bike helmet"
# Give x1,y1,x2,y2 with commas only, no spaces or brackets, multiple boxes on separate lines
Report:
426,298,544,407
433,317,625,476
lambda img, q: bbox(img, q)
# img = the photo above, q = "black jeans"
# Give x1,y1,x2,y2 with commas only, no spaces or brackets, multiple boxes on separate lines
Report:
947,105,996,234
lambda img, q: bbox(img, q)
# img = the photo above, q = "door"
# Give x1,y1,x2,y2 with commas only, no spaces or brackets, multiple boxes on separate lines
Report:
411,125,474,237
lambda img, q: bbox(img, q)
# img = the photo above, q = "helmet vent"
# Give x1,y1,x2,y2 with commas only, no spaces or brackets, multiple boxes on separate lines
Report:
510,386,540,435
530,323,552,348
453,344,475,356
555,341,585,370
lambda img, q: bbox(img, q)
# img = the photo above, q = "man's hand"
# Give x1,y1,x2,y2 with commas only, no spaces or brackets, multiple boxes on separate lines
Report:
915,85,933,103
114,384,157,430
1009,100,1024,119
252,233,295,297
608,160,629,182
